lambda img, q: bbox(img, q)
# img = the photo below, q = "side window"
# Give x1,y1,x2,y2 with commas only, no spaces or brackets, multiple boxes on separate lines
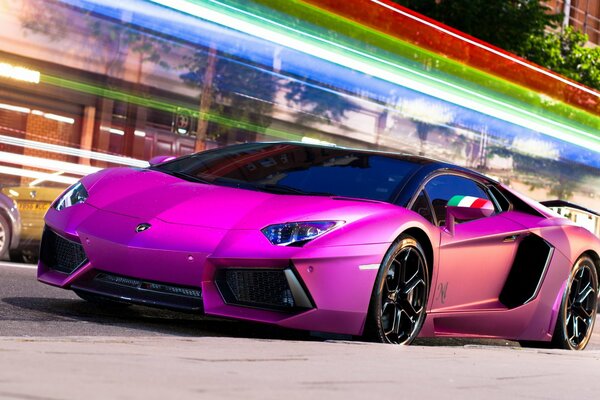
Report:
411,190,435,225
487,185,512,212
425,174,492,226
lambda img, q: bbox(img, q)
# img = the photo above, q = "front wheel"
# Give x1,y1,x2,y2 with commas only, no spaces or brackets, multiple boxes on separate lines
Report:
551,255,598,350
366,235,429,345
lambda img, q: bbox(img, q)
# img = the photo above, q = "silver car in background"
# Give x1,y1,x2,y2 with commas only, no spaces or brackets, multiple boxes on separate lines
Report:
0,191,21,261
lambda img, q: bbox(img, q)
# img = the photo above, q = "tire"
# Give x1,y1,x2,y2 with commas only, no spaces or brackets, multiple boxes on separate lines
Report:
551,255,598,350
0,214,10,261
74,290,131,308
9,248,39,264
365,234,430,345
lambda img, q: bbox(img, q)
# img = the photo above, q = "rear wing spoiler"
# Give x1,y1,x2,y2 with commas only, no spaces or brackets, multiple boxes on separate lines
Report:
541,200,600,217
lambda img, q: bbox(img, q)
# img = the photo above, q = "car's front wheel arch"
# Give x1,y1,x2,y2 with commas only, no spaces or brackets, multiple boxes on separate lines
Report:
363,232,431,344
550,253,599,350
401,227,434,287
583,250,600,284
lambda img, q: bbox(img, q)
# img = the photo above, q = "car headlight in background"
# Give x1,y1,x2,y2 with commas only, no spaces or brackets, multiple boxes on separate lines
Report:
262,221,343,246
53,182,88,211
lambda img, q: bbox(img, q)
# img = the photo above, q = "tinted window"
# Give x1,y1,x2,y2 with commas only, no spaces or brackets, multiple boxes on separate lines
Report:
411,190,435,224
488,185,511,212
155,143,423,202
425,174,491,225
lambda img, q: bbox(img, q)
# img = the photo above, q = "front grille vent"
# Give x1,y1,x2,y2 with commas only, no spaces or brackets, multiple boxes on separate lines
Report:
40,228,87,274
215,268,313,312
95,272,202,299
226,269,294,307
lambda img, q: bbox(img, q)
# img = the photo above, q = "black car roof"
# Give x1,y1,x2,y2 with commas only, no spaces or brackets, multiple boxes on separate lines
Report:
262,141,496,183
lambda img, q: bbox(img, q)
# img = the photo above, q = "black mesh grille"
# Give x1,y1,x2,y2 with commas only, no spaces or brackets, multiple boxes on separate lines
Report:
40,228,87,274
217,269,295,310
71,271,203,312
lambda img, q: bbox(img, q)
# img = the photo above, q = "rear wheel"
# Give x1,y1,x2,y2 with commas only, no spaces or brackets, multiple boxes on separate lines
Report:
366,235,429,345
0,215,10,260
551,255,598,350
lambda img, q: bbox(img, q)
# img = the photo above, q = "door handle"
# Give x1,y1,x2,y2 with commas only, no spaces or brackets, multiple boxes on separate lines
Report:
502,234,520,243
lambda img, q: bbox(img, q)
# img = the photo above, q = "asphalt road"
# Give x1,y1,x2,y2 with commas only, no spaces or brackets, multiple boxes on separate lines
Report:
1,261,599,400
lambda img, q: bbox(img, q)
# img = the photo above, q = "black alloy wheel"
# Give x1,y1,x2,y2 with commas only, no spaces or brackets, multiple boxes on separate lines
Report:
553,255,598,350
367,235,429,345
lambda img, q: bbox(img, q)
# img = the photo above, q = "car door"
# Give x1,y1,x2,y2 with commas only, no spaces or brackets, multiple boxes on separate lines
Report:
422,174,528,313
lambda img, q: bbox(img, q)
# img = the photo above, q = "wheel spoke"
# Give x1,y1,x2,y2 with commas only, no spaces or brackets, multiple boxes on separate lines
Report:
381,301,397,336
402,274,424,296
576,283,594,305
393,308,403,335
385,261,401,293
402,299,419,319
573,314,580,340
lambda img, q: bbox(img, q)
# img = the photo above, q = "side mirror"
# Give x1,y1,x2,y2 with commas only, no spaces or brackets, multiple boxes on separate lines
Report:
445,195,494,235
148,155,176,166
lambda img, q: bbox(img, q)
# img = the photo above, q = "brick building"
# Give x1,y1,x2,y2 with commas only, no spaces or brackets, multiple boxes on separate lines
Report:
549,0,600,44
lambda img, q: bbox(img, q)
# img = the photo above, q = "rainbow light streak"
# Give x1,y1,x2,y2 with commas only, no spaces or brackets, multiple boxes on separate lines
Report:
250,0,599,131
63,1,598,140
301,0,600,114
147,0,600,153
70,0,599,135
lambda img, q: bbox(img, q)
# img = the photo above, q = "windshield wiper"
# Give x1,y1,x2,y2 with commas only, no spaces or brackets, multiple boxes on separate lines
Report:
161,170,212,184
258,184,335,196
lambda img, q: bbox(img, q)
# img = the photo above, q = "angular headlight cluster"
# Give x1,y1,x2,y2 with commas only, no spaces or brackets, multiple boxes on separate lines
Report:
53,182,89,211
262,221,343,246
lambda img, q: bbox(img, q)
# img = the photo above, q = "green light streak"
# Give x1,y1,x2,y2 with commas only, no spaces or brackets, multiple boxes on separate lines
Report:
41,74,302,141
153,0,600,149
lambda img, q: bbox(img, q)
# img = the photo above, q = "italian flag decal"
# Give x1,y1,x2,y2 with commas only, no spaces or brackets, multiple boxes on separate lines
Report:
447,195,492,210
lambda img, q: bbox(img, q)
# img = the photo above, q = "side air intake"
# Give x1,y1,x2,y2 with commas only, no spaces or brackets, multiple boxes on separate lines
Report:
499,234,554,309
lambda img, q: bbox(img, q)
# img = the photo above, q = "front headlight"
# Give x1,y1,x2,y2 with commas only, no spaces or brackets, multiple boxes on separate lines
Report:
53,182,88,211
261,221,343,246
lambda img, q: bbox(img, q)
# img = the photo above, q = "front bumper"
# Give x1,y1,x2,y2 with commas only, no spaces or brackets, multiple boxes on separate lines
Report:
38,204,388,335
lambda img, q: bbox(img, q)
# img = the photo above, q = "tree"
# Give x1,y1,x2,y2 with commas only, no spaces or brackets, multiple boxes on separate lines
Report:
392,0,561,55
521,27,600,91
284,78,361,125
21,1,172,81
180,47,278,148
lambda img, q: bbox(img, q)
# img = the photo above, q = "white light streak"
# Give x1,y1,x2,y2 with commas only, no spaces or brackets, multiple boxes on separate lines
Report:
0,166,78,185
0,151,100,175
44,113,75,124
0,135,148,167
0,103,30,113
0,62,40,84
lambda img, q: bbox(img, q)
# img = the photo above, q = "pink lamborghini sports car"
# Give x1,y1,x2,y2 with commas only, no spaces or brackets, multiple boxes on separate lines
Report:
38,142,600,349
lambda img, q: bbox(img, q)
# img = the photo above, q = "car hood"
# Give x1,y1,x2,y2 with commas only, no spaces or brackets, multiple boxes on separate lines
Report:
84,168,395,230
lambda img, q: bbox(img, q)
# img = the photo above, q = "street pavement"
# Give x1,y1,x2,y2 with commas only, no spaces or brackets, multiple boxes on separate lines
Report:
1,261,599,400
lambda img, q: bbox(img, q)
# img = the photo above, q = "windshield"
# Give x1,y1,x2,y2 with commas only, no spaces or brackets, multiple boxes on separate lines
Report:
153,143,423,202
